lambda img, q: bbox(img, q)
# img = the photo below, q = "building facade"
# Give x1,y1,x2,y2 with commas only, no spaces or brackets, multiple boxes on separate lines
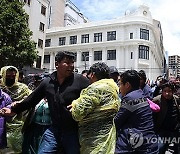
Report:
22,0,50,68
22,0,87,69
44,5,165,81
47,0,65,29
47,0,88,28
168,55,180,77
64,0,88,26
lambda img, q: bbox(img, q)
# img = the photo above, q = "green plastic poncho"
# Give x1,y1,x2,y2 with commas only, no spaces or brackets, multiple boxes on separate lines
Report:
0,66,32,153
71,79,121,154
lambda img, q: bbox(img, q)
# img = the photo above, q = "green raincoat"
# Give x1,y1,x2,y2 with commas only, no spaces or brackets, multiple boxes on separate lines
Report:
71,79,121,154
0,66,32,153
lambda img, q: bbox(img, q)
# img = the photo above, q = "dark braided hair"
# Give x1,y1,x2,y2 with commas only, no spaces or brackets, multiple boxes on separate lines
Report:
89,62,110,80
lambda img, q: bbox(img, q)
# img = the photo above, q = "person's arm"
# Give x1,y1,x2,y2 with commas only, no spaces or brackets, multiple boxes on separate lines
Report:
152,95,161,106
4,93,12,107
114,104,131,130
71,85,101,121
0,93,14,117
11,79,46,114
0,108,15,116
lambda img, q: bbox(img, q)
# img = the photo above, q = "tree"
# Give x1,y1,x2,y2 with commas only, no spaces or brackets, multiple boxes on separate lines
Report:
0,0,38,69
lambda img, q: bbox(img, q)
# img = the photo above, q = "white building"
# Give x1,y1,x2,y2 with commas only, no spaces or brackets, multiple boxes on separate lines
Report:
22,0,50,68
168,55,180,77
64,0,89,26
44,5,165,81
22,0,87,69
46,0,88,28
47,0,65,29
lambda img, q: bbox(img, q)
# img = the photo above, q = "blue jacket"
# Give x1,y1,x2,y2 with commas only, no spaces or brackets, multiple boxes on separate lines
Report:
142,84,153,99
0,89,12,149
114,89,158,153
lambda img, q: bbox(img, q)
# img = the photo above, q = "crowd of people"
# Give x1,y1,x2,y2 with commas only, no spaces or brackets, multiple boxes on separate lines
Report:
0,51,179,154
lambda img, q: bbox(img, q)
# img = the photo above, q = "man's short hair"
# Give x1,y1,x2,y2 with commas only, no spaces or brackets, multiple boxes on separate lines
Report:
120,70,140,90
55,51,75,62
89,62,110,80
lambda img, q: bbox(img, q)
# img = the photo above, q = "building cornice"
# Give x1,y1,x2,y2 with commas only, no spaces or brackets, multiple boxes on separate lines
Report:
46,16,153,36
45,39,154,52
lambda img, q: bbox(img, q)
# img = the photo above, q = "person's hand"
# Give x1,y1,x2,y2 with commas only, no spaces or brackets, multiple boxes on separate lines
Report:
11,101,21,107
67,104,72,112
0,107,16,116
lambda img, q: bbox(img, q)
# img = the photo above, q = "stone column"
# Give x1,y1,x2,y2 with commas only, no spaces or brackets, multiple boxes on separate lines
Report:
49,51,55,73
102,47,107,63
76,50,81,72
116,46,120,70
88,48,93,69
123,46,127,71
134,45,139,70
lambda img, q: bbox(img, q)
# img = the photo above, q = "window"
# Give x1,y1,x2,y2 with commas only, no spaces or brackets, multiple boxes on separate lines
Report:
27,0,30,5
140,28,149,40
81,52,89,61
107,50,116,60
39,22,45,32
59,37,66,46
130,33,133,39
131,52,133,59
41,5,46,16
22,0,30,5
139,45,149,60
44,55,50,63
107,31,116,41
94,51,102,61
38,39,43,48
94,33,102,42
81,34,89,43
70,35,77,44
45,39,51,47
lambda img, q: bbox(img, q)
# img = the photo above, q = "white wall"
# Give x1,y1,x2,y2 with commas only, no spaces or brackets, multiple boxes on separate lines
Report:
23,0,49,68
44,5,165,81
64,0,88,26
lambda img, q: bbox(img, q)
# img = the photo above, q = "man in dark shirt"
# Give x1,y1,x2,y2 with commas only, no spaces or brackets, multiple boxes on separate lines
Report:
1,51,90,154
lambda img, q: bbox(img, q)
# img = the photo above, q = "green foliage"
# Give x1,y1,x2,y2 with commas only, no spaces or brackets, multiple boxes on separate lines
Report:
0,0,38,69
